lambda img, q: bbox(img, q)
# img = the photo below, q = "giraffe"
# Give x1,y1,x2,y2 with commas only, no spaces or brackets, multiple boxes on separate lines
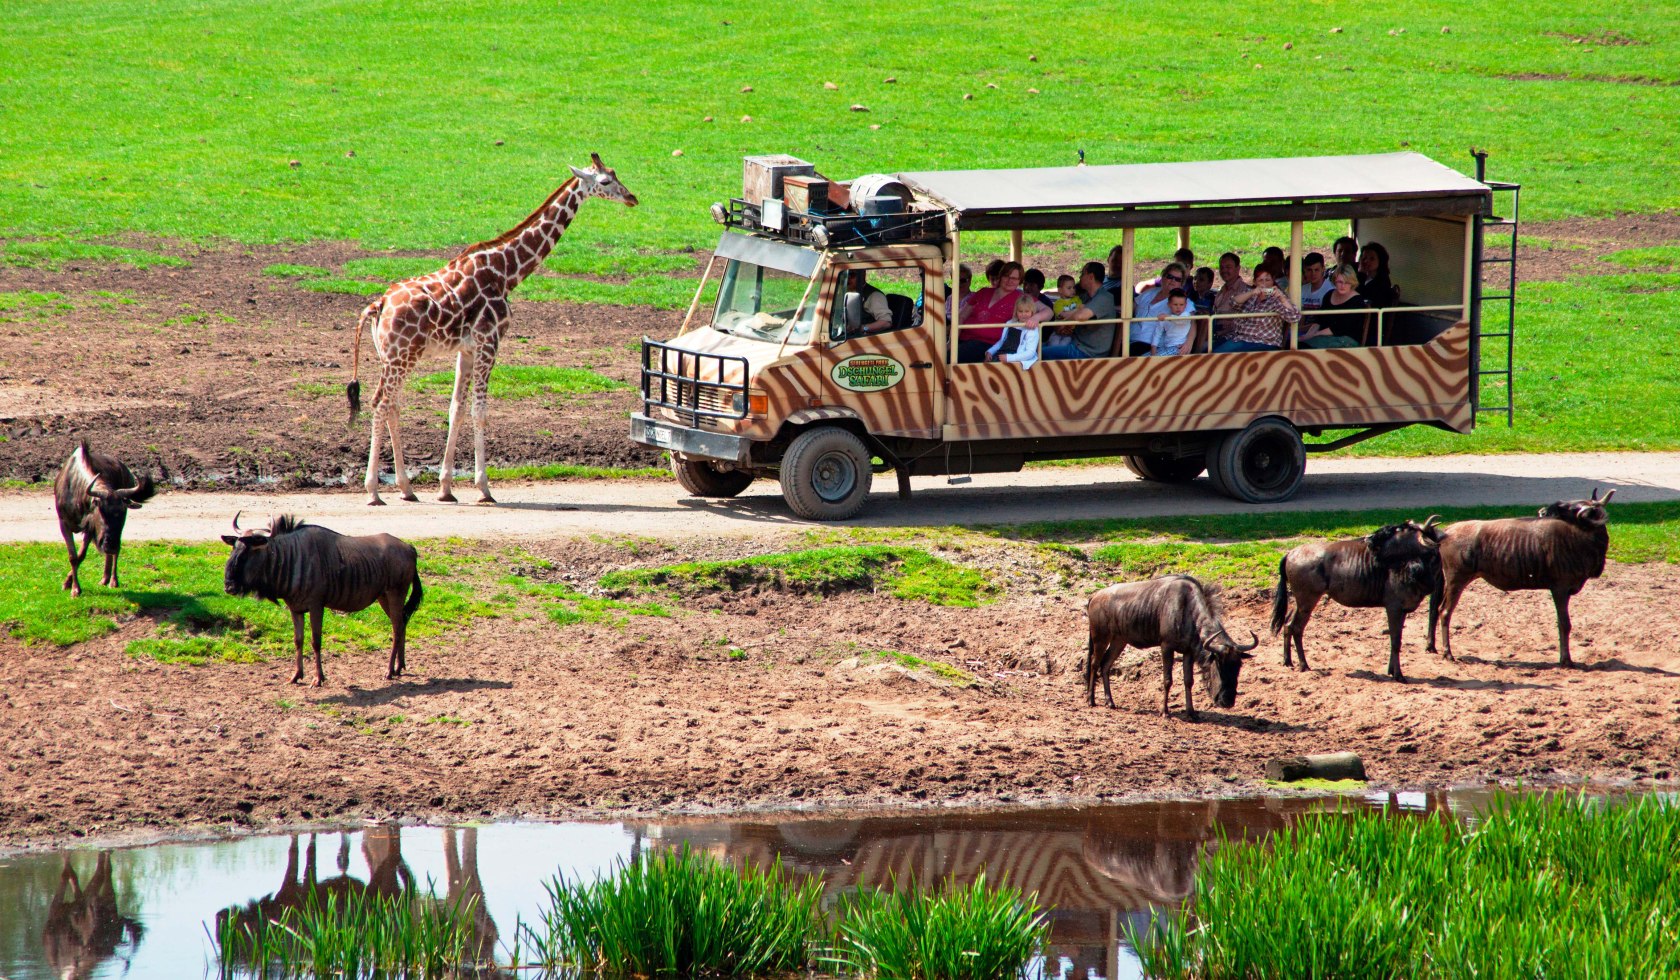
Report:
347,152,638,505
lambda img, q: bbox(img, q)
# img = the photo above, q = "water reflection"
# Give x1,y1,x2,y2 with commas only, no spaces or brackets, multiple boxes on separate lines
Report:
41,852,143,980
0,787,1618,980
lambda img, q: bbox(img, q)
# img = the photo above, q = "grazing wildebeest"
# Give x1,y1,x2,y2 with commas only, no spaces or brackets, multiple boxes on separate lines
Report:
1271,517,1442,681
1427,489,1615,667
53,441,155,597
221,514,423,685
1086,574,1259,720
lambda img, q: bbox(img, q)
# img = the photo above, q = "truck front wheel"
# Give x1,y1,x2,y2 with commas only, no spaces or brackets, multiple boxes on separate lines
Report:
671,456,755,498
779,427,872,520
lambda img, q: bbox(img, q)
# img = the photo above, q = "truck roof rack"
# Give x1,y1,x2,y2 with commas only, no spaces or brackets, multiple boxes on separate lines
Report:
718,197,946,249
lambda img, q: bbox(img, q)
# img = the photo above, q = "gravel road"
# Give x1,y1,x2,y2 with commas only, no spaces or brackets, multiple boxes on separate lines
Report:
4,452,1675,544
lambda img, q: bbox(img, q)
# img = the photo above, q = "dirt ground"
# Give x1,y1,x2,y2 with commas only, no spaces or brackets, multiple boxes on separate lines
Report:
2,532,1676,850
1,212,1674,488
2,217,1677,849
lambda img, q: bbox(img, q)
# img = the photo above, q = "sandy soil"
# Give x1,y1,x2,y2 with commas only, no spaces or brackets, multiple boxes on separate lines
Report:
2,533,1676,850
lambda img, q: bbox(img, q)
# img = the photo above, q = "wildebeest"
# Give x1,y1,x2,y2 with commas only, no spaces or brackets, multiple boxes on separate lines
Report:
53,441,155,597
221,514,423,685
1427,489,1614,667
1271,517,1442,681
1086,574,1259,720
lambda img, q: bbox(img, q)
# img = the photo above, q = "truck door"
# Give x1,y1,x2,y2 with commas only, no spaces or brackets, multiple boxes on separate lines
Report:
817,261,942,440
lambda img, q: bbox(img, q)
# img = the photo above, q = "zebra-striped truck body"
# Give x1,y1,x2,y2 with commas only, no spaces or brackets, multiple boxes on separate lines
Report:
221,515,422,685
634,152,1512,520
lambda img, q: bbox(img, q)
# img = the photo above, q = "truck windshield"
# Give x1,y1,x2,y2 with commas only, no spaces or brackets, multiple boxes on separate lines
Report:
712,260,817,345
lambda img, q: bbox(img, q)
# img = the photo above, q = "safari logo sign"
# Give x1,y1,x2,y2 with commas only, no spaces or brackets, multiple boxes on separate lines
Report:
831,353,905,393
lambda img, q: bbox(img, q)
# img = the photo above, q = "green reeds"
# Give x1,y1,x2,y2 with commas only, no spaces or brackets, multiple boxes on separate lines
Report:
519,845,824,977
1131,791,1680,979
214,886,487,980
832,871,1048,980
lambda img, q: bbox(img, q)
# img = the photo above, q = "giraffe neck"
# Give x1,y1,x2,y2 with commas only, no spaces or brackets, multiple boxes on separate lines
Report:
460,178,586,293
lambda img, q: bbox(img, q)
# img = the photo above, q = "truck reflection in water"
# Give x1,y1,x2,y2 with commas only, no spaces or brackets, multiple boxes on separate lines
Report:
41,851,143,980
629,793,1460,980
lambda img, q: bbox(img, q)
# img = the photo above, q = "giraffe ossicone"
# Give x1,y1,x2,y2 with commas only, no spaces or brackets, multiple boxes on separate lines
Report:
347,153,638,506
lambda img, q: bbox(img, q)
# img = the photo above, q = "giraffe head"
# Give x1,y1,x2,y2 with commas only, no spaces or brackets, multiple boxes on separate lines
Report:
570,152,638,207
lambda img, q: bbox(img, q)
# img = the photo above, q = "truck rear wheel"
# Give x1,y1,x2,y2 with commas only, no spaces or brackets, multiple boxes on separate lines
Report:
1123,452,1206,484
1206,418,1305,503
779,427,872,520
671,456,755,498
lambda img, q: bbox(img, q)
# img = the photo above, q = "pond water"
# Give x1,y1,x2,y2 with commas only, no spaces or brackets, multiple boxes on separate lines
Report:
0,786,1574,980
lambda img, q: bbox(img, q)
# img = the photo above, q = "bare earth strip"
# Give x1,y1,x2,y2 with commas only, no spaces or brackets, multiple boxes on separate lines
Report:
3,451,1678,544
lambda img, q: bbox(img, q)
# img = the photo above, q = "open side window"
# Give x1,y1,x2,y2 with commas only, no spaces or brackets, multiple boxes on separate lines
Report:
828,265,926,343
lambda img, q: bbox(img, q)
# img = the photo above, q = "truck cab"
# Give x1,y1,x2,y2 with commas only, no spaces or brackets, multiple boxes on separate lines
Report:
631,152,1518,520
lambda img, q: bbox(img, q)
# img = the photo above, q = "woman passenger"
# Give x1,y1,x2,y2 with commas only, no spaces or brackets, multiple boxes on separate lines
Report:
1300,264,1368,348
1357,242,1400,307
1212,266,1299,353
957,260,1025,362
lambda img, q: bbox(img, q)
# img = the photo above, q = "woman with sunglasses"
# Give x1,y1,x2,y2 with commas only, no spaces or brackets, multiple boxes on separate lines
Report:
1131,262,1188,356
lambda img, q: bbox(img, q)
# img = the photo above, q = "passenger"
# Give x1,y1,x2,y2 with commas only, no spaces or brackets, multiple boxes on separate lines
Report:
1150,289,1196,356
1187,267,1217,315
843,269,892,335
1133,263,1188,356
1357,242,1400,307
1212,252,1248,316
1022,268,1055,313
1303,263,1370,347
983,258,1006,289
1101,245,1127,297
1212,266,1298,353
1051,274,1082,318
1298,252,1333,310
957,260,1024,363
984,294,1052,369
1332,235,1360,273
1133,248,1196,295
1042,261,1117,360
1260,246,1288,287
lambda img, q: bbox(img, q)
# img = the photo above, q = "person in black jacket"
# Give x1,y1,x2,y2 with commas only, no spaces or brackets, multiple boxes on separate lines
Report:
1357,242,1400,307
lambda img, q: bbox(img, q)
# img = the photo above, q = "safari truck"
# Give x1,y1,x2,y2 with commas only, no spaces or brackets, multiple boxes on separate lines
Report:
630,152,1519,519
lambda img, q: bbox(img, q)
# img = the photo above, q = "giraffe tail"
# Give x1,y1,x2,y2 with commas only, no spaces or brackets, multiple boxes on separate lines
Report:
347,298,382,420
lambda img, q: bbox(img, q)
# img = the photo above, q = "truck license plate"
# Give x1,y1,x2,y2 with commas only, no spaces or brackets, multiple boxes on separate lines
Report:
650,427,673,447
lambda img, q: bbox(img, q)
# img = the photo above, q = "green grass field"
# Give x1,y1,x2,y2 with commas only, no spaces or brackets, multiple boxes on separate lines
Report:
2,1,1676,456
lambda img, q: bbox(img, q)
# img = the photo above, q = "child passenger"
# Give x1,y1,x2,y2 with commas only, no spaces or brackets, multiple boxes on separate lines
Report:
984,295,1051,369
1051,274,1082,318
1151,289,1195,356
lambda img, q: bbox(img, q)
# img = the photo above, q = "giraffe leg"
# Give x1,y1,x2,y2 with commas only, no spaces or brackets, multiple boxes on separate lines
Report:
437,350,469,503
383,361,419,503
470,331,500,505
364,375,389,506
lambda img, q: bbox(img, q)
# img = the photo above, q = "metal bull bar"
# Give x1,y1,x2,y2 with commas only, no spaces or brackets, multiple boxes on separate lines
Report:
640,339,750,427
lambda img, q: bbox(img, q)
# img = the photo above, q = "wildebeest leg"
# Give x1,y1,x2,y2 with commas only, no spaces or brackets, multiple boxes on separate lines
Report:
1552,588,1575,667
309,607,327,686
1424,580,1442,653
1159,647,1175,718
1180,648,1199,721
468,329,501,505
1084,629,1102,707
62,525,89,596
1436,573,1473,662
380,589,406,679
1385,604,1408,682
436,351,470,503
290,611,307,684
1287,591,1319,672
1098,637,1125,709
102,548,119,589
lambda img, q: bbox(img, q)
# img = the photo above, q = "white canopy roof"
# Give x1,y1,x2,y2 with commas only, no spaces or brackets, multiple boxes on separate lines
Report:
897,152,1489,227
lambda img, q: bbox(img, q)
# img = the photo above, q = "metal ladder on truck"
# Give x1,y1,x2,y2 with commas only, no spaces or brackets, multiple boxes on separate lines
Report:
1471,149,1520,426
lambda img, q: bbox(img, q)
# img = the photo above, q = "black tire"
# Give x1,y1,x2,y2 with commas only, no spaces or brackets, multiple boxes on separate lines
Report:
779,427,872,520
1207,418,1306,503
1123,452,1206,483
671,456,755,498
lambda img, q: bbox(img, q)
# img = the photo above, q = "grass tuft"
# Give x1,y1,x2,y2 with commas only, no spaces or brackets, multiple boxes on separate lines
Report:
520,844,823,977
1131,791,1680,979
410,364,628,400
0,239,187,271
600,545,993,607
833,871,1048,980
215,883,488,978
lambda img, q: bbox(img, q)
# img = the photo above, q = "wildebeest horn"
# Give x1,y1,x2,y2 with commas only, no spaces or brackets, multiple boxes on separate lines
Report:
1422,514,1441,530
231,510,244,532
1596,488,1616,504
1233,630,1260,652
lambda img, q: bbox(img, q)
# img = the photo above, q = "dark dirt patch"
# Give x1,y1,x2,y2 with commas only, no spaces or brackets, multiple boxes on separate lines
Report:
1542,30,1648,47
0,241,672,488
1,533,1676,848
1494,211,1680,284
1496,72,1676,87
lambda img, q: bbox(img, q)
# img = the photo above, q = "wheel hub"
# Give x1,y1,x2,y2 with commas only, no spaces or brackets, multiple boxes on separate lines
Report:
812,451,857,501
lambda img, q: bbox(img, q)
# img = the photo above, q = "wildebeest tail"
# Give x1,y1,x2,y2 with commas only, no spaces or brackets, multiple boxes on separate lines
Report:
402,574,424,625
347,297,383,419
1270,555,1290,635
